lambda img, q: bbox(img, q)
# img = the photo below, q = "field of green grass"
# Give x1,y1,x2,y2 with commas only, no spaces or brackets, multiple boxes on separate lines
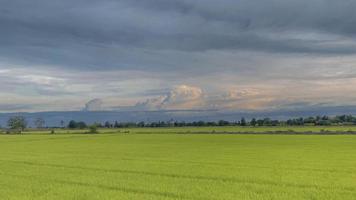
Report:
1,131,356,199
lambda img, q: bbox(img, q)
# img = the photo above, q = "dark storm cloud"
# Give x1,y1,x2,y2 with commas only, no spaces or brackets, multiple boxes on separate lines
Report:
1,0,356,71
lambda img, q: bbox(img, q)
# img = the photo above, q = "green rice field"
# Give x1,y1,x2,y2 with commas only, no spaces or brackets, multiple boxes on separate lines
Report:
1,129,356,199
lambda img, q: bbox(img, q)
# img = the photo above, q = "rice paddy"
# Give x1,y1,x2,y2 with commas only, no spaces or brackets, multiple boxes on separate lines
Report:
0,129,356,199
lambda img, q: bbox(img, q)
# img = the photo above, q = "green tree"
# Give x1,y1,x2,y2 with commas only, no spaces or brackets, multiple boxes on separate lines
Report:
87,124,98,134
68,120,77,129
250,118,257,126
77,122,87,129
114,121,120,128
104,121,111,128
240,117,247,126
218,120,229,126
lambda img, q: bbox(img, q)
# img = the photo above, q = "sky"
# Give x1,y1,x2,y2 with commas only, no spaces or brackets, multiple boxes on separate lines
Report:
1,0,356,113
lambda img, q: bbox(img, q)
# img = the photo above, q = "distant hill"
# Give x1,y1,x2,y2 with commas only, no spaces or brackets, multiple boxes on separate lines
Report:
2,105,356,127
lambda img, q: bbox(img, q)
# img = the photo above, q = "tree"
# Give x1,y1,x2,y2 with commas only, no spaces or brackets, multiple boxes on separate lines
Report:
114,121,120,128
68,120,87,129
68,120,77,129
218,120,229,126
104,121,112,128
8,116,27,132
137,121,145,127
87,124,98,134
250,118,257,126
34,117,45,129
240,117,247,126
257,119,264,126
322,115,329,121
60,120,65,128
77,122,87,129
263,118,271,126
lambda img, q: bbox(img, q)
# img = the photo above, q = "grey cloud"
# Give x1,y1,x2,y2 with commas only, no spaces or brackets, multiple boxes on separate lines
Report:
1,0,356,112
83,99,103,111
0,69,74,96
1,0,356,72
136,0,356,35
0,104,35,111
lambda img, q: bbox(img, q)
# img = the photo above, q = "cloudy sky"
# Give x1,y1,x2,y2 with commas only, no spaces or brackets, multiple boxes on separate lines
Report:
1,0,356,112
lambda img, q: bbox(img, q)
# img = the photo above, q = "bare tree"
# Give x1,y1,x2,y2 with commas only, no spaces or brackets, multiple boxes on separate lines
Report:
8,116,27,133
34,117,45,129
60,120,65,128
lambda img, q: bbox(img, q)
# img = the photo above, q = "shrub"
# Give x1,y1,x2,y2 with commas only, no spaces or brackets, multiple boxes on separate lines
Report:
87,125,98,134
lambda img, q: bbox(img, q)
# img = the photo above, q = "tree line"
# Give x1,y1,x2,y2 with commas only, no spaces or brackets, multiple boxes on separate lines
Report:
5,114,356,132
90,115,356,128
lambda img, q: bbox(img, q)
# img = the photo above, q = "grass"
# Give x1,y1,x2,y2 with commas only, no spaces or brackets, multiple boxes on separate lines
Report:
0,129,356,199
